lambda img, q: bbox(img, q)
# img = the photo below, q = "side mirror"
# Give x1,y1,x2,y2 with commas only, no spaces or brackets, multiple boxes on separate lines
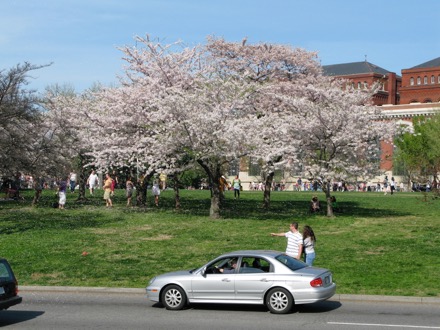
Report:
201,267,207,277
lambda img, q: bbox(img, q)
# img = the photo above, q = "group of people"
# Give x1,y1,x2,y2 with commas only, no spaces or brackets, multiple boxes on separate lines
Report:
271,222,316,266
55,170,162,209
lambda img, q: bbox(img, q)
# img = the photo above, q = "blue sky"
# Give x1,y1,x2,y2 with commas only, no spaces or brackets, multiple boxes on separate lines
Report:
2,0,440,93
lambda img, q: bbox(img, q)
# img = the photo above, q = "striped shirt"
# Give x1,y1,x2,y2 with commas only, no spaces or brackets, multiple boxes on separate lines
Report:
285,231,303,257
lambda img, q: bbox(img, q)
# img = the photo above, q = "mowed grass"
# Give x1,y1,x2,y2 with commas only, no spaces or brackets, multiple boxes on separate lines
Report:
0,188,439,297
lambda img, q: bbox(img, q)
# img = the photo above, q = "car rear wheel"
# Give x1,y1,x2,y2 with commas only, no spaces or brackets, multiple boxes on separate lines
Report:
266,288,293,314
161,285,187,310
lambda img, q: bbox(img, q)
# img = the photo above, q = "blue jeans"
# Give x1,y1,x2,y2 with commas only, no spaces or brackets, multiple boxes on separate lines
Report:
305,252,315,266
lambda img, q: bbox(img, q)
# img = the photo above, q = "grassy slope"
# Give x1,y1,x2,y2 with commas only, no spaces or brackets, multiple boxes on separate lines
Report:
0,189,438,297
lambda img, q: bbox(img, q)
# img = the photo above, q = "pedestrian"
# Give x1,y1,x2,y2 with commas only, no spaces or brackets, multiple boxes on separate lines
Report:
302,225,316,266
111,170,118,196
232,175,241,199
390,177,396,195
87,170,99,195
32,176,45,206
126,177,134,207
69,172,77,193
152,180,160,206
103,173,113,207
270,222,303,260
57,176,68,209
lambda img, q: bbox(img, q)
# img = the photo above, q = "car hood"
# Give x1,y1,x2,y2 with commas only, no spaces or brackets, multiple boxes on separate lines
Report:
156,270,193,279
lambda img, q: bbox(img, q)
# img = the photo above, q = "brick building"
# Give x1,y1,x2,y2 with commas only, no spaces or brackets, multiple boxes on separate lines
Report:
229,57,440,189
323,57,440,177
399,57,440,104
322,61,401,106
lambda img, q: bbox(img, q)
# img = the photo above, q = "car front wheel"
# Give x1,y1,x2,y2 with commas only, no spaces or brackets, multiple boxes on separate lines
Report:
266,288,293,314
161,285,187,310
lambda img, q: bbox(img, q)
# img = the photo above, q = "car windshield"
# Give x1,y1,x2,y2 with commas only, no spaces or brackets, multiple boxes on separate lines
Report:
275,254,307,271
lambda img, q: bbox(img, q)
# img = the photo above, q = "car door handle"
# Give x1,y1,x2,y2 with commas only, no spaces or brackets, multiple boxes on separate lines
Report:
260,278,269,282
222,278,231,282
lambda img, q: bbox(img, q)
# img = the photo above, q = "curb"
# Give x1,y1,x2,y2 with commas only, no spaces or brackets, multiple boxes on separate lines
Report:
20,286,440,305
329,293,440,305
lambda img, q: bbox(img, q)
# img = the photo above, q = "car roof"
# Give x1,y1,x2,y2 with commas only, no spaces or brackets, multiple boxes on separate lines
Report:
219,250,283,258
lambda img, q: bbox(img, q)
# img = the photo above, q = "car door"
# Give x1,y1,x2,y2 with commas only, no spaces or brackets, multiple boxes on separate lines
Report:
191,257,236,301
234,257,274,301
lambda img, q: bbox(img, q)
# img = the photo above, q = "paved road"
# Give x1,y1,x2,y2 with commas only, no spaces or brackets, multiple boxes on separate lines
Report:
0,288,439,329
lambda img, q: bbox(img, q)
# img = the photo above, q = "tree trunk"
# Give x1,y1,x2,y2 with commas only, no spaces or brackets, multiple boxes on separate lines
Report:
324,180,334,217
136,172,153,207
76,152,88,201
198,160,221,219
263,171,274,209
31,189,41,206
173,174,181,210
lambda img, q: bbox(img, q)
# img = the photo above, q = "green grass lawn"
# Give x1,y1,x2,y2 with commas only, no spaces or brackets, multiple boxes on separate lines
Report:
0,188,439,297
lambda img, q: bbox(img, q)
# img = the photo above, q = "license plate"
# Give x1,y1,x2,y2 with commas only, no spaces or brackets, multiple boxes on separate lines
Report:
0,287,5,294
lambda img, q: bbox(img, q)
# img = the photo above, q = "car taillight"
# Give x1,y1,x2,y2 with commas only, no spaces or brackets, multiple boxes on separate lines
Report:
310,278,323,287
14,279,19,295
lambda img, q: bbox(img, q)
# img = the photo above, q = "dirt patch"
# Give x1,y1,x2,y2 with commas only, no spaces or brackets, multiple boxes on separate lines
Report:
141,234,172,241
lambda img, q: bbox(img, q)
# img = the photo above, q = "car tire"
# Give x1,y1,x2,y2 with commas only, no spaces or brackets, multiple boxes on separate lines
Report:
266,288,293,314
161,285,187,310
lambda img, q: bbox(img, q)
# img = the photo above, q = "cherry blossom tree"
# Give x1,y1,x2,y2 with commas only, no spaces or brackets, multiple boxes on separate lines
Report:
49,35,394,219
289,76,395,216
0,63,73,204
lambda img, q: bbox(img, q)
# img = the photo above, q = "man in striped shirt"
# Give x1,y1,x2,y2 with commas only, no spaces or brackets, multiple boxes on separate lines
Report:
271,222,303,260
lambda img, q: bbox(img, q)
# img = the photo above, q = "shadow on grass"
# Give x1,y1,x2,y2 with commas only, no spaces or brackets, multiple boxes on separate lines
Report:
157,192,413,221
0,191,415,234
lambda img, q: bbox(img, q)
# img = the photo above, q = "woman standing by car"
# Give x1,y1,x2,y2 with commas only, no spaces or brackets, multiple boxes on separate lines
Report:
302,225,316,266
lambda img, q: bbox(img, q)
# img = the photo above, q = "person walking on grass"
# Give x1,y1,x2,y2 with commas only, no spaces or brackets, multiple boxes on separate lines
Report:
87,170,99,195
152,179,160,206
232,175,241,199
271,222,303,260
126,177,134,207
57,176,68,209
103,173,113,207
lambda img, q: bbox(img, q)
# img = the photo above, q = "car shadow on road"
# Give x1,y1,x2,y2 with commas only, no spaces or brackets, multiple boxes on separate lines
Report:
152,300,341,314
0,310,45,326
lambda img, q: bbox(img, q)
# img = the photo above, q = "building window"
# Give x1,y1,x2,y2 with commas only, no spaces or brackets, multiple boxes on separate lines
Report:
228,159,239,176
410,77,414,86
431,75,435,84
357,82,361,89
417,77,421,85
364,81,368,89
438,75,440,84
424,76,428,85
248,157,262,177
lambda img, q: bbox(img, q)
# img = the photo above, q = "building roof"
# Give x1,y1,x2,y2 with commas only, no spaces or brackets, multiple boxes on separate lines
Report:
411,57,440,69
322,61,391,76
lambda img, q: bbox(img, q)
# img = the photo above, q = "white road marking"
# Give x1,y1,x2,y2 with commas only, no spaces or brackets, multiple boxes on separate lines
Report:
328,322,440,329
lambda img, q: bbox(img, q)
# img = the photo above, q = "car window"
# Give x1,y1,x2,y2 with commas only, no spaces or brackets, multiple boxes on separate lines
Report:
0,262,13,282
238,257,272,274
205,257,237,274
275,254,307,271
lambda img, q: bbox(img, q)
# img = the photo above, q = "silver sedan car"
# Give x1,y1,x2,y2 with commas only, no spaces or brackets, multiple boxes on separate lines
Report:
146,250,336,314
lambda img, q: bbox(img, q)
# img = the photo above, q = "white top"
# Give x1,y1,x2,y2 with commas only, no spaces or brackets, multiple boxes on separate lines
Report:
303,236,315,254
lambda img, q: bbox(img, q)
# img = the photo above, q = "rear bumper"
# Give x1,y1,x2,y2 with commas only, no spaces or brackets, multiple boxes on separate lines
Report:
0,295,22,310
294,283,337,305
